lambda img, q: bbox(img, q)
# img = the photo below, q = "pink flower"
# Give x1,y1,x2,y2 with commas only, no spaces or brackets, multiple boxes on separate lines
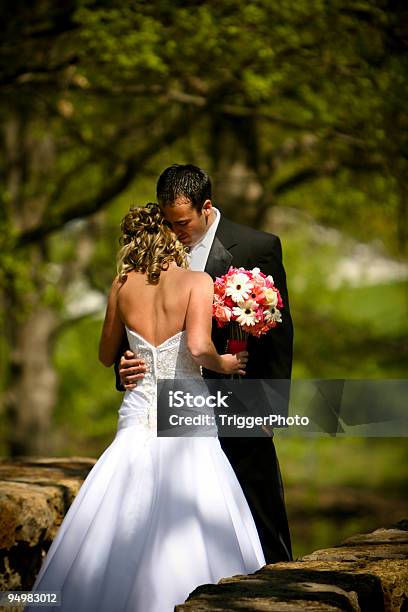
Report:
214,277,227,298
247,283,265,304
224,296,235,309
255,307,265,321
213,303,232,326
264,274,275,288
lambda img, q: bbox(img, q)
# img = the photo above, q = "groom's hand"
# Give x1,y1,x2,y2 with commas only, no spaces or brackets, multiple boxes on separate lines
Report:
119,350,147,390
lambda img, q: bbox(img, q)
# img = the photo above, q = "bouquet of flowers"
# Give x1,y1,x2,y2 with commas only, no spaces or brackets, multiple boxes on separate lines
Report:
212,266,283,354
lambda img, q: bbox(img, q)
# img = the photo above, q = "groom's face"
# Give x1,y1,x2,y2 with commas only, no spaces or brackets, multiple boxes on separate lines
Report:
161,196,212,247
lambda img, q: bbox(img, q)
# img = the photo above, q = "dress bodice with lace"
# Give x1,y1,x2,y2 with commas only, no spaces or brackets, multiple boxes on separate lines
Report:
117,327,203,433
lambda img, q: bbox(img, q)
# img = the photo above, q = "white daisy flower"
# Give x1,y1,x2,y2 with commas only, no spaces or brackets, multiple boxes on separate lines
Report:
232,300,259,326
264,306,282,323
225,273,252,302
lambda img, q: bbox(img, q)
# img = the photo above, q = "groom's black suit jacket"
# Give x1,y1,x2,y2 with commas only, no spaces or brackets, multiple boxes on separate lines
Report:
114,214,293,564
203,215,294,564
204,216,293,381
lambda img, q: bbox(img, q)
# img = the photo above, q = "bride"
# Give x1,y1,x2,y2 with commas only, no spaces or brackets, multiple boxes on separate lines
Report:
25,203,266,612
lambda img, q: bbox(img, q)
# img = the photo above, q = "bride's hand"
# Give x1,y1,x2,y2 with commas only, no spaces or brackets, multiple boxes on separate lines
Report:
220,351,248,376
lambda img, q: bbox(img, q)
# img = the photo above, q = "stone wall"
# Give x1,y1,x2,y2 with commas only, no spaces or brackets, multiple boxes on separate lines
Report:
0,457,96,591
176,520,408,611
1,457,407,611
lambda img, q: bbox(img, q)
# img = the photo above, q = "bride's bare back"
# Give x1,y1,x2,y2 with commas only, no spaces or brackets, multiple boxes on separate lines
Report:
117,264,197,346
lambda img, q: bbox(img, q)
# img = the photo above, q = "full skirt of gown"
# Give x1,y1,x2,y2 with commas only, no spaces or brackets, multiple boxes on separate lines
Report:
25,430,266,611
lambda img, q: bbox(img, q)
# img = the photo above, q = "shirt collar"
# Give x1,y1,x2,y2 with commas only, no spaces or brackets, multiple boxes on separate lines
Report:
190,207,220,251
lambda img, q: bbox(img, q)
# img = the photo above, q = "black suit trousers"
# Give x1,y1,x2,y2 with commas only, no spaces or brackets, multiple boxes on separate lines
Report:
218,436,293,564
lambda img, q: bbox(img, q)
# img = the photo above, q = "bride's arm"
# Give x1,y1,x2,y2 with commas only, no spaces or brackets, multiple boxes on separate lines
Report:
185,272,247,376
99,277,125,367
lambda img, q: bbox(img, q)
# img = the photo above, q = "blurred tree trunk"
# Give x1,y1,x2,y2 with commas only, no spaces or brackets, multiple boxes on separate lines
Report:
2,114,59,455
5,296,58,456
210,113,265,227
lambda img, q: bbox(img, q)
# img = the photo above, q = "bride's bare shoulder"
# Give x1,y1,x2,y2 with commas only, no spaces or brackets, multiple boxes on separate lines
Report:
181,270,213,290
170,267,212,287
175,268,210,280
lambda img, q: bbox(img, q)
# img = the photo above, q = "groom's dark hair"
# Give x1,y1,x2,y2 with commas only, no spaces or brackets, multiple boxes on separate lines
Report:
156,164,212,212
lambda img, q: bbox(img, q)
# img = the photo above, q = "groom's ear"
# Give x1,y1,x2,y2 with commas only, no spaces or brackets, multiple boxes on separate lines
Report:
202,199,212,216
202,200,212,225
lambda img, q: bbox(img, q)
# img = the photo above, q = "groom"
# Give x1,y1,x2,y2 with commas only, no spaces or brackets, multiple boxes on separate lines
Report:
116,164,294,564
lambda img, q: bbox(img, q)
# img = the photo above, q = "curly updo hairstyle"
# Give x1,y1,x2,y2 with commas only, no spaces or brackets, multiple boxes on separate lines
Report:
117,203,188,285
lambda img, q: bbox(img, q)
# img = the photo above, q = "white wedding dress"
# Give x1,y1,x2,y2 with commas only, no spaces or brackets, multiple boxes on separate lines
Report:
26,327,265,612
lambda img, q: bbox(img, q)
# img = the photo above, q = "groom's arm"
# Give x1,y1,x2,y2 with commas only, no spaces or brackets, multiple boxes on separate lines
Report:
250,234,293,380
246,234,293,432
114,331,148,391
114,331,130,391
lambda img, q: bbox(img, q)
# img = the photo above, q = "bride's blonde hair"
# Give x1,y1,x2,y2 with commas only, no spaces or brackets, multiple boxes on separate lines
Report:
117,203,188,285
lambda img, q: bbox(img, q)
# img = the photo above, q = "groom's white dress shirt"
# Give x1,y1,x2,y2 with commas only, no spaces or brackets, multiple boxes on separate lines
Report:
188,207,221,272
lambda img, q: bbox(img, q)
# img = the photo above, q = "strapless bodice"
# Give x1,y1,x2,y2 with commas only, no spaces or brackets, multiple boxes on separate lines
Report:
117,328,203,433
125,328,202,380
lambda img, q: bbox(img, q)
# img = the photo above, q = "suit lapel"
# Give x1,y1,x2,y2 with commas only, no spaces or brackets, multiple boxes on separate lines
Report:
205,236,232,279
205,216,237,279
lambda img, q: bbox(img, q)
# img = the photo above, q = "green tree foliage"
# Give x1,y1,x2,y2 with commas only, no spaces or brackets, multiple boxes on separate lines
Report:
72,0,407,251
2,0,406,251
